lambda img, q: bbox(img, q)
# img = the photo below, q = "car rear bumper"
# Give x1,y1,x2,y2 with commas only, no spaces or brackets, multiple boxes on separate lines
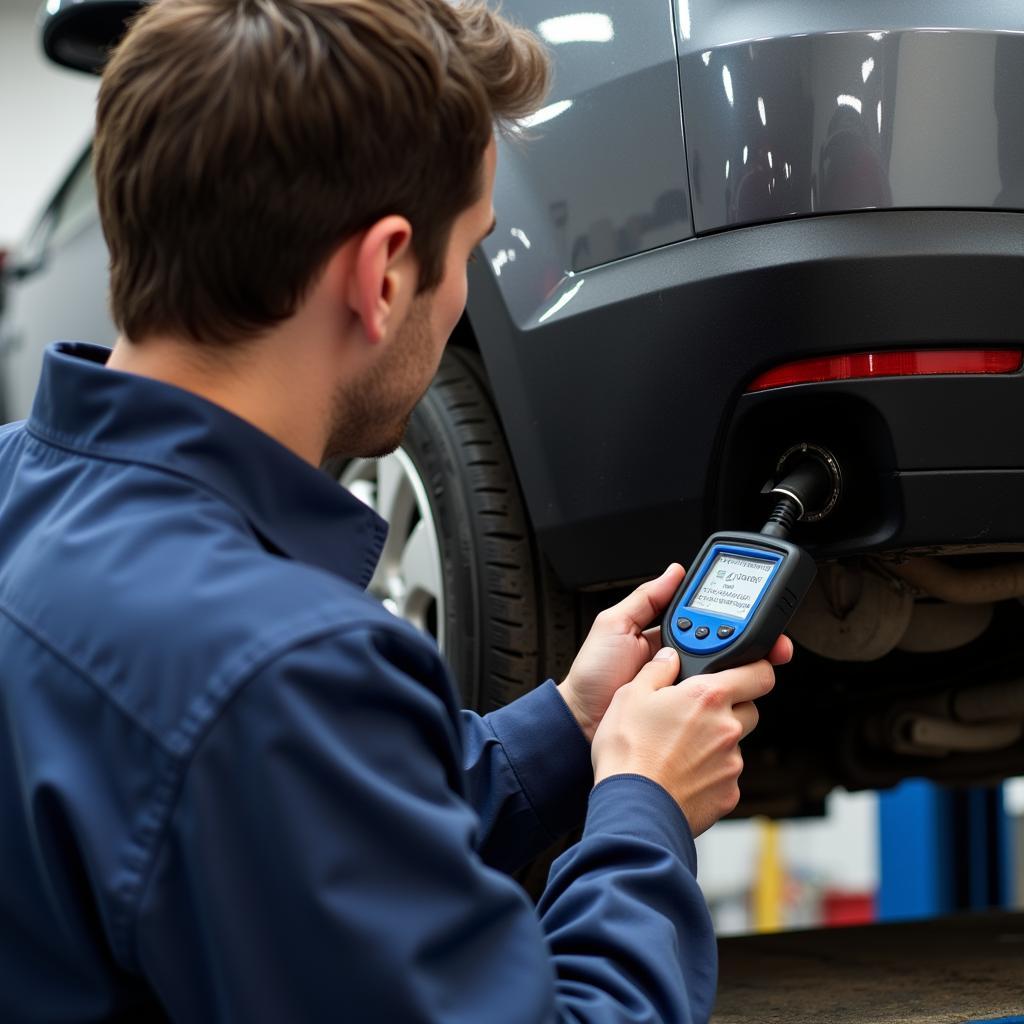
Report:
467,208,1024,588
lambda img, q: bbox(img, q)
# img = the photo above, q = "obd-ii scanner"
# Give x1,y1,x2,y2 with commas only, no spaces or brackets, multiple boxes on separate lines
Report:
661,445,840,681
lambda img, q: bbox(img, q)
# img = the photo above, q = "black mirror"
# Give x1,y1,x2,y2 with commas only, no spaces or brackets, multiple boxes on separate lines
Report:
42,0,146,74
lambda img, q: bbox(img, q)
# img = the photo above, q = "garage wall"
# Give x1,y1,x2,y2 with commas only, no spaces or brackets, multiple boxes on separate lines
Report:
0,0,98,249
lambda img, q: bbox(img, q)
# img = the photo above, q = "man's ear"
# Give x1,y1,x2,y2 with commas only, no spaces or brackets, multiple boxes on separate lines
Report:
348,215,416,344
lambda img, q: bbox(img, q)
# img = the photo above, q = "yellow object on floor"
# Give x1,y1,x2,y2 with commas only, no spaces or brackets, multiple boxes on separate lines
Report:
753,818,783,933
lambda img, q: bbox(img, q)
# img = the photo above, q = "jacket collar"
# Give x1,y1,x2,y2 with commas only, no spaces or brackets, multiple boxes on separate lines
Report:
28,342,388,589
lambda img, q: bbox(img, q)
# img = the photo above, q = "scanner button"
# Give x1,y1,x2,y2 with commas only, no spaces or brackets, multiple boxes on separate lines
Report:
694,626,711,640
676,617,693,632
717,625,736,639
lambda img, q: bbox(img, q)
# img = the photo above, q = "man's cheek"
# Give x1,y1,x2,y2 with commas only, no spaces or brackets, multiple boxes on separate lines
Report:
440,279,469,340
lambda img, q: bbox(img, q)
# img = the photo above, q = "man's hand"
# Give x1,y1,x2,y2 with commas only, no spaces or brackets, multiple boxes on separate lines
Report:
591,648,780,836
556,563,792,742
557,563,687,743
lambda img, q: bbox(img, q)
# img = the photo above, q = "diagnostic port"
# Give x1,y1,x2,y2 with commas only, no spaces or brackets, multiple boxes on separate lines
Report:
769,442,842,523
759,443,843,539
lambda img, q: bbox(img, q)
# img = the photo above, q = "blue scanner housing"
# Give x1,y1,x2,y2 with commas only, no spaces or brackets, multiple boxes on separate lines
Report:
661,528,816,680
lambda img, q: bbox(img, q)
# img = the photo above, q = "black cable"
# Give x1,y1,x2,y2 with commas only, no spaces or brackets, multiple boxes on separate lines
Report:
760,495,801,539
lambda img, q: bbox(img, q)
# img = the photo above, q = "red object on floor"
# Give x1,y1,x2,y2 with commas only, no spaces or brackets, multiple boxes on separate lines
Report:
821,890,876,927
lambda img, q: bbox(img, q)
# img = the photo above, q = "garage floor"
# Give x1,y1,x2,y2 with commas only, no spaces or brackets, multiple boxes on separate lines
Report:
712,911,1024,1023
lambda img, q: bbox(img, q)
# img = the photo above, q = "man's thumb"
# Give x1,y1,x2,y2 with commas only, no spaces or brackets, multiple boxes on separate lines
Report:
638,647,680,689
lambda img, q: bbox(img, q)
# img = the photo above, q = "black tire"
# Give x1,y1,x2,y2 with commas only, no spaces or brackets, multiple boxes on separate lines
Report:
404,347,577,711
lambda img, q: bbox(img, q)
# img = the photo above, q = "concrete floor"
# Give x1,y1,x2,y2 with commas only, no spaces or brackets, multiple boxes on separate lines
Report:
713,911,1024,1023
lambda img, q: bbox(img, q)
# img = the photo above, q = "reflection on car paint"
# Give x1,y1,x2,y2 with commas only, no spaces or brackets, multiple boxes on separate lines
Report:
482,0,691,329
683,29,1023,233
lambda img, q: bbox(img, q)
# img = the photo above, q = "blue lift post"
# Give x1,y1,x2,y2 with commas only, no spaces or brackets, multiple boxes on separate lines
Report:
878,779,1014,920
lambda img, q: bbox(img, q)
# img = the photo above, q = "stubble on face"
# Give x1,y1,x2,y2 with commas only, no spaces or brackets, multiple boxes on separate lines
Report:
323,291,436,462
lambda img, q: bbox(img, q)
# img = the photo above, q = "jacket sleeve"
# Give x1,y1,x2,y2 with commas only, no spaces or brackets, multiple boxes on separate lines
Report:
459,681,593,873
133,623,717,1024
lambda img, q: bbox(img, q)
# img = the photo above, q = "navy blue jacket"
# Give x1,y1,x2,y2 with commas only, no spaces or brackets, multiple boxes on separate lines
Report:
0,343,716,1022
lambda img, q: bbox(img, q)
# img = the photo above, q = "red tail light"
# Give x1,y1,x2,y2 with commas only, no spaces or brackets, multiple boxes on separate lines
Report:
747,349,1023,393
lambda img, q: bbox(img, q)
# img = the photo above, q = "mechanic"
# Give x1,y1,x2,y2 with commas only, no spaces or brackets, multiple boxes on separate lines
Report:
0,1,791,1021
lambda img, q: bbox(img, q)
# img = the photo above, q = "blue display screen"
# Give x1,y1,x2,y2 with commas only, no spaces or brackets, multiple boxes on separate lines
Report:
689,552,775,621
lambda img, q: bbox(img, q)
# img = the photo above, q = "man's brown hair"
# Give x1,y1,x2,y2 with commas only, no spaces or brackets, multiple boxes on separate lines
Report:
94,0,549,345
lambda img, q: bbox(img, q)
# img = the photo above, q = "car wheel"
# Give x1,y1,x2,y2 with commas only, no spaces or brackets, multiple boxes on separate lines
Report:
338,347,577,712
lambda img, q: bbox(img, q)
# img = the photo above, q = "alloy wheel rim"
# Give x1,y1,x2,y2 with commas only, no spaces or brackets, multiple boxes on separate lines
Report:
339,448,446,652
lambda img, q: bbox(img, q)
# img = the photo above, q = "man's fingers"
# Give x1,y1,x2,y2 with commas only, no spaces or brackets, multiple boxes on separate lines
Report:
733,700,759,741
635,647,680,690
603,563,685,635
706,659,776,704
767,634,794,666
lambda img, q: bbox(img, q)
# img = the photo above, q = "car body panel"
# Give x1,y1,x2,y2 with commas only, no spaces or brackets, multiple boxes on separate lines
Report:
485,0,693,329
682,28,1024,233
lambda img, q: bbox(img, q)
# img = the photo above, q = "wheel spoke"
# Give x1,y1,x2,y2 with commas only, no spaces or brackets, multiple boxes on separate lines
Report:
400,518,442,610
372,455,412,576
338,449,445,652
345,477,375,511
375,454,411,528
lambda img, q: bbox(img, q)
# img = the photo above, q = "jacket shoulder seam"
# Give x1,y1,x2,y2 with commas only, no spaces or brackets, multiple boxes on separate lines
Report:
0,599,170,751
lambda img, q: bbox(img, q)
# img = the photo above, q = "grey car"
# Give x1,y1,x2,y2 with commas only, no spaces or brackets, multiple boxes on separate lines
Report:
5,0,1024,818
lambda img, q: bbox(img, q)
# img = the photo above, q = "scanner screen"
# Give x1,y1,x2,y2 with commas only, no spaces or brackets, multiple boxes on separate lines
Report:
690,553,775,620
